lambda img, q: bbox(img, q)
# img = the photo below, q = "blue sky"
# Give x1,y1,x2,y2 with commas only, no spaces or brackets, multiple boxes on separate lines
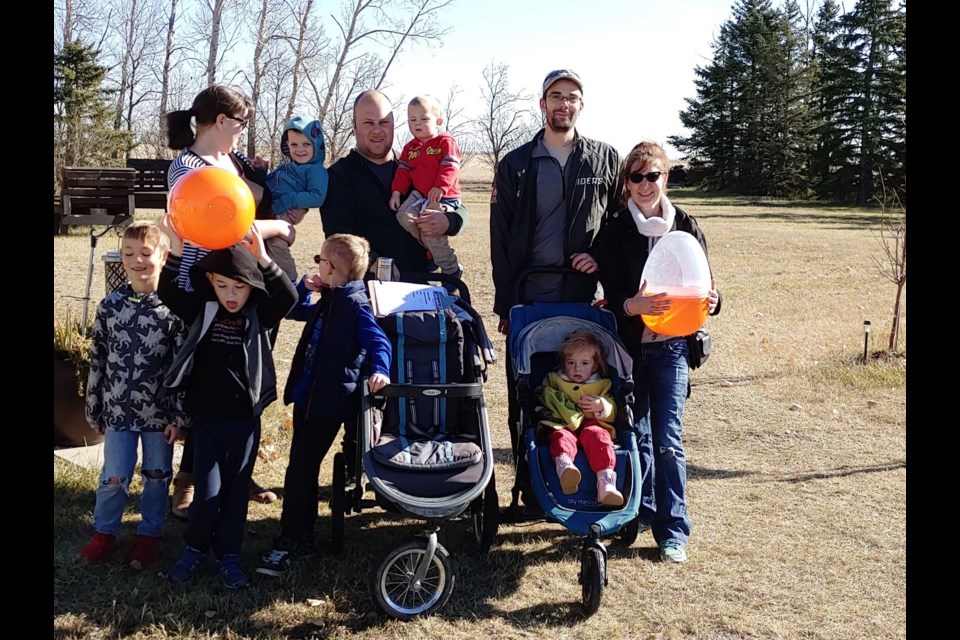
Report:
381,0,736,159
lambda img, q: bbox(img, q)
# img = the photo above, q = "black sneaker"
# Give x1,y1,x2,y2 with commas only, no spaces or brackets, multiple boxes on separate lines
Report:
256,547,292,577
256,537,316,577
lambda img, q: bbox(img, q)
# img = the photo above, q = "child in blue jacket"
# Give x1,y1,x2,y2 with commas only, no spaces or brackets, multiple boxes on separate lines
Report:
257,233,391,578
266,116,329,226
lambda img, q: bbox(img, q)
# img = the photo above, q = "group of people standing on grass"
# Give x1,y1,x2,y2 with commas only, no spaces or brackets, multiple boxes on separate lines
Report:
77,66,721,588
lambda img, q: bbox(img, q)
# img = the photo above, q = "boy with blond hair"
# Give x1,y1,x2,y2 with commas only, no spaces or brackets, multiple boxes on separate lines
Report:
258,233,391,577
389,95,464,280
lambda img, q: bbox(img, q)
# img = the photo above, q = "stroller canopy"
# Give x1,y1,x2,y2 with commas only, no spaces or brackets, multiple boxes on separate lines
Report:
511,316,633,381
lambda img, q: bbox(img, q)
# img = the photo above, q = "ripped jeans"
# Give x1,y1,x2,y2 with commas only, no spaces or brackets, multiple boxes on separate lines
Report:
93,429,174,537
633,338,691,546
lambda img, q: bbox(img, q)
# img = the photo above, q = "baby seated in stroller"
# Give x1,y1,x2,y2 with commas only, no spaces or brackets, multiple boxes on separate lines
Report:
535,331,624,507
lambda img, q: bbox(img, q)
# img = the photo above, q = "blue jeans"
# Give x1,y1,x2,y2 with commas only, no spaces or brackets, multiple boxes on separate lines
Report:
93,429,174,537
633,338,691,546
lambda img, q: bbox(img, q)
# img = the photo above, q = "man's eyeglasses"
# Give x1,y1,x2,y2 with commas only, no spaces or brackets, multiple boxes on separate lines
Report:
546,93,581,106
314,255,335,269
627,171,663,185
225,114,249,129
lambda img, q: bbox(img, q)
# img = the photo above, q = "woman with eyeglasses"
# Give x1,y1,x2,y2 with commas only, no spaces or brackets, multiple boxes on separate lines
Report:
573,140,721,564
164,85,297,518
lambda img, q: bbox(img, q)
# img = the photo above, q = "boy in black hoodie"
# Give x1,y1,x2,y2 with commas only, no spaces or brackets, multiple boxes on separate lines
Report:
157,216,297,589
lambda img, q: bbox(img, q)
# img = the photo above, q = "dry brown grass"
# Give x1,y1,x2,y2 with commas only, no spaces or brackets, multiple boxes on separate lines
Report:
53,179,906,639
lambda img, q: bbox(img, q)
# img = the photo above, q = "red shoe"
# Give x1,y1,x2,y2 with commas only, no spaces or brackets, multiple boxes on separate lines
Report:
125,534,163,570
79,532,116,564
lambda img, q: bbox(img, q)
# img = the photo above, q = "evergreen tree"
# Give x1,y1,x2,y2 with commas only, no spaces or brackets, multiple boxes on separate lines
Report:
671,22,744,191
53,41,132,189
810,0,852,201
816,0,906,205
672,0,814,197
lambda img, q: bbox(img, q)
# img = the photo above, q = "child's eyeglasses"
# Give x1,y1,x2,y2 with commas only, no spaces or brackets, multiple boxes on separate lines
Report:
627,171,663,185
314,255,335,269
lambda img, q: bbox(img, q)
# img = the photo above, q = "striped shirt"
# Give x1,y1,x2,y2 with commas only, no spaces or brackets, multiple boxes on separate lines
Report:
167,149,260,291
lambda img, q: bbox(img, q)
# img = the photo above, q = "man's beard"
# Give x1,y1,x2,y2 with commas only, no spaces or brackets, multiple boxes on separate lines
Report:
548,111,576,133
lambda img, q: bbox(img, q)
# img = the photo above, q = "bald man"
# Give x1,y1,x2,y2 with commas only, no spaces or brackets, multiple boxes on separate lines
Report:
320,90,468,275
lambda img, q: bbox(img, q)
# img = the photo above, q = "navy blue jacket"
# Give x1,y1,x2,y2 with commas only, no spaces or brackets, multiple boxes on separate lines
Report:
284,279,391,423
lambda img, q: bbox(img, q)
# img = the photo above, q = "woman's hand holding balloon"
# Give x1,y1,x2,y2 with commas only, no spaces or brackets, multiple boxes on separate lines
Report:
706,279,719,314
626,280,671,317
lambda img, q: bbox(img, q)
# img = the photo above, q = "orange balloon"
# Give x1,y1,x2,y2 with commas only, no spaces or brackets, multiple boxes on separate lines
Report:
169,166,255,250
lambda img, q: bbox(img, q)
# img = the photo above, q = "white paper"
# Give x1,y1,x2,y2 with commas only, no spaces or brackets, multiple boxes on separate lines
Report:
368,280,453,317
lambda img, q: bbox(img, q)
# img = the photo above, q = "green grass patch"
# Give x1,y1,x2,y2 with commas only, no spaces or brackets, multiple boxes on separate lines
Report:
813,355,906,390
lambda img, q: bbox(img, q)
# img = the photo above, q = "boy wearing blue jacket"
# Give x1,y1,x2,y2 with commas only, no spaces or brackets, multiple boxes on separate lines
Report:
266,116,329,226
257,233,391,578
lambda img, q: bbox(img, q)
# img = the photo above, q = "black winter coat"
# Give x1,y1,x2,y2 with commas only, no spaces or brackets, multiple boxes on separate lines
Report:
591,203,722,354
489,130,621,318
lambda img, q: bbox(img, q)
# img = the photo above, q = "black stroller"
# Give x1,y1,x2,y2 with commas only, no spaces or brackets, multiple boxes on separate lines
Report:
328,274,499,620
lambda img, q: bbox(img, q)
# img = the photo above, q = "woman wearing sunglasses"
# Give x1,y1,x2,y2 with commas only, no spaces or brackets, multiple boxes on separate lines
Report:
163,85,299,517
574,140,721,564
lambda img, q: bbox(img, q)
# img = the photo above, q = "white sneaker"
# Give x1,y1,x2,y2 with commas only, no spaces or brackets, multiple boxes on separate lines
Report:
555,454,581,494
596,469,624,507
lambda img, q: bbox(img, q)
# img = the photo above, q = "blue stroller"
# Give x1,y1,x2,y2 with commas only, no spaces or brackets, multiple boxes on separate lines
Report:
505,270,644,615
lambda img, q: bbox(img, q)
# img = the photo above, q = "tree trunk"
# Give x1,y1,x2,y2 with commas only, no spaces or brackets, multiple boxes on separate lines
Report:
206,0,228,87
159,0,179,133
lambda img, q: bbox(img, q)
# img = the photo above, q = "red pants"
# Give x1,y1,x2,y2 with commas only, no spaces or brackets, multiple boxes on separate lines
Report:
548,419,615,472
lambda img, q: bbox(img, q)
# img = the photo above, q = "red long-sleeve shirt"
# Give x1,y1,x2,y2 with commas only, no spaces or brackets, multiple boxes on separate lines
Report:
391,132,462,200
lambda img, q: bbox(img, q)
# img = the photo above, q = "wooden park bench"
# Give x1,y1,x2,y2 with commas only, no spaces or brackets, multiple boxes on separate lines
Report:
126,158,172,210
55,166,136,235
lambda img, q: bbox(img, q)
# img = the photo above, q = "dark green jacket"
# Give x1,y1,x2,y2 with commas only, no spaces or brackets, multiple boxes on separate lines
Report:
489,130,621,318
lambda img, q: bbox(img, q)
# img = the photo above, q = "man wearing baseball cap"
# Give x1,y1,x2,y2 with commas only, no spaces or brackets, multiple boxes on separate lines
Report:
490,69,621,511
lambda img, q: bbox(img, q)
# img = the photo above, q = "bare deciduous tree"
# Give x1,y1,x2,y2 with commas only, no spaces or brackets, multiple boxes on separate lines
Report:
158,0,181,134
374,0,453,88
318,0,450,121
280,0,327,124
56,0,109,50
245,0,286,159
108,0,164,155
872,185,906,355
478,61,535,179
308,52,384,161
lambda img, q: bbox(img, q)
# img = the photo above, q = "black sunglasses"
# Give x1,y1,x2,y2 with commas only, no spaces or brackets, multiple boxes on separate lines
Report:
225,114,249,129
313,255,335,269
627,171,663,184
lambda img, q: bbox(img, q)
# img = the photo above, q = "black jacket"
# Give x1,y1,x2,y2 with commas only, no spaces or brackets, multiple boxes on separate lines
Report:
489,130,621,318
159,251,298,417
591,203,722,354
321,150,468,275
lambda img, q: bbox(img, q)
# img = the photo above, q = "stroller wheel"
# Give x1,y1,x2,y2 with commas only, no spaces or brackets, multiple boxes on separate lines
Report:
580,546,606,616
371,538,455,620
330,452,346,554
471,472,499,553
617,515,645,547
